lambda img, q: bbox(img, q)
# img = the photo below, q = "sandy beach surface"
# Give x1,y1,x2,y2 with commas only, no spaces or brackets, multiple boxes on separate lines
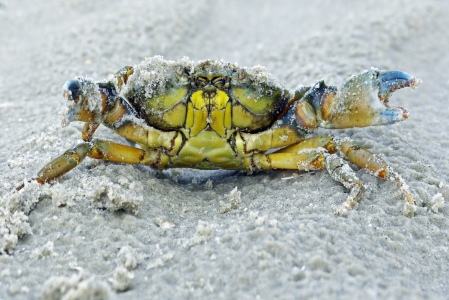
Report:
1,0,449,299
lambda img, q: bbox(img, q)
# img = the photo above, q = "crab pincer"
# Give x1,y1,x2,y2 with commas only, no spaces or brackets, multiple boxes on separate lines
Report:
301,69,421,129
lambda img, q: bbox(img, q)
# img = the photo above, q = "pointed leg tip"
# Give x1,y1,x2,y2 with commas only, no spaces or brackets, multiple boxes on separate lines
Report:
334,204,349,216
403,202,417,217
15,183,25,191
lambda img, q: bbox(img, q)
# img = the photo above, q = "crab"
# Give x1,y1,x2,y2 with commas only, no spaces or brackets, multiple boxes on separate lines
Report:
20,56,421,215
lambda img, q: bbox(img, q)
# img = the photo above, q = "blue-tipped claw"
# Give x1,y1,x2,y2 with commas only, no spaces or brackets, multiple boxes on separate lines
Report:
304,69,421,129
378,70,420,102
380,106,409,124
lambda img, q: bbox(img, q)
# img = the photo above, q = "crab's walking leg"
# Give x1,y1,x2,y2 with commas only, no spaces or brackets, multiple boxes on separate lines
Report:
34,139,167,184
250,134,414,214
254,135,364,215
338,139,414,205
324,154,365,215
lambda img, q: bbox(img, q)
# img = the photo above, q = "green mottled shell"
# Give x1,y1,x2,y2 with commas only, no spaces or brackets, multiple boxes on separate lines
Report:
125,61,289,133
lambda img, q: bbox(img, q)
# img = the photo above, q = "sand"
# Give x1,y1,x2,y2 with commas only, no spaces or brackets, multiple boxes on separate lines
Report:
1,0,449,299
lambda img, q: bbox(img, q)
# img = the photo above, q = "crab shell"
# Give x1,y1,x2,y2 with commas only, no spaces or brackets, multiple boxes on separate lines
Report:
118,59,290,135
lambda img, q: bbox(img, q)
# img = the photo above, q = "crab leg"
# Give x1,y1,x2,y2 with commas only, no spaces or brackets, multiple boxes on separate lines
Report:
324,154,365,215
338,138,414,205
34,139,168,185
250,134,414,215
82,122,100,141
250,144,364,215
266,136,364,214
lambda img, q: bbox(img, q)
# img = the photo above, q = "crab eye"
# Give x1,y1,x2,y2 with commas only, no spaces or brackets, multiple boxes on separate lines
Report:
237,69,248,80
197,77,207,88
63,80,81,103
212,77,224,89
176,65,184,76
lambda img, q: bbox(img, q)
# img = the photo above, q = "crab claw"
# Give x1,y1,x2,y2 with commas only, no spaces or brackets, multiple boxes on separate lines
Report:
378,70,421,102
304,69,421,129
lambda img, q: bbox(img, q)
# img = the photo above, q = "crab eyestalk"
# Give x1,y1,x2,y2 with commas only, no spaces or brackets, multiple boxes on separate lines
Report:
301,69,421,129
63,80,82,103
62,78,105,124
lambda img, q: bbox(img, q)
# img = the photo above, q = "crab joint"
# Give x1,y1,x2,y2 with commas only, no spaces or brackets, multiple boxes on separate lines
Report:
339,140,388,178
148,128,182,155
267,151,326,171
295,101,317,130
240,127,303,153
82,122,100,142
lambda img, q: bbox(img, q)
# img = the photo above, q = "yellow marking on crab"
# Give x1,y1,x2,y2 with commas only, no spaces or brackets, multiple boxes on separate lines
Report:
190,107,208,136
320,92,336,121
252,153,271,170
209,91,231,136
161,102,187,127
72,102,97,122
241,131,272,152
170,132,184,156
99,92,108,113
148,127,177,150
191,90,230,136
224,102,232,129
147,85,189,110
322,88,380,128
211,90,229,109
171,131,238,169
271,127,302,148
243,157,252,169
115,123,148,145
191,90,206,109
186,102,194,128
90,140,145,164
276,135,336,154
140,150,159,165
157,152,170,169
241,127,303,153
268,151,325,170
210,108,226,137
232,105,272,131
191,90,229,109
231,86,280,114
116,66,133,90
232,105,254,129
235,132,247,158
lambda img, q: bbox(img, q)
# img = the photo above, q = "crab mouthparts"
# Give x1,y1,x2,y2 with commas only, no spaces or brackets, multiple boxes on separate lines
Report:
378,71,422,102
